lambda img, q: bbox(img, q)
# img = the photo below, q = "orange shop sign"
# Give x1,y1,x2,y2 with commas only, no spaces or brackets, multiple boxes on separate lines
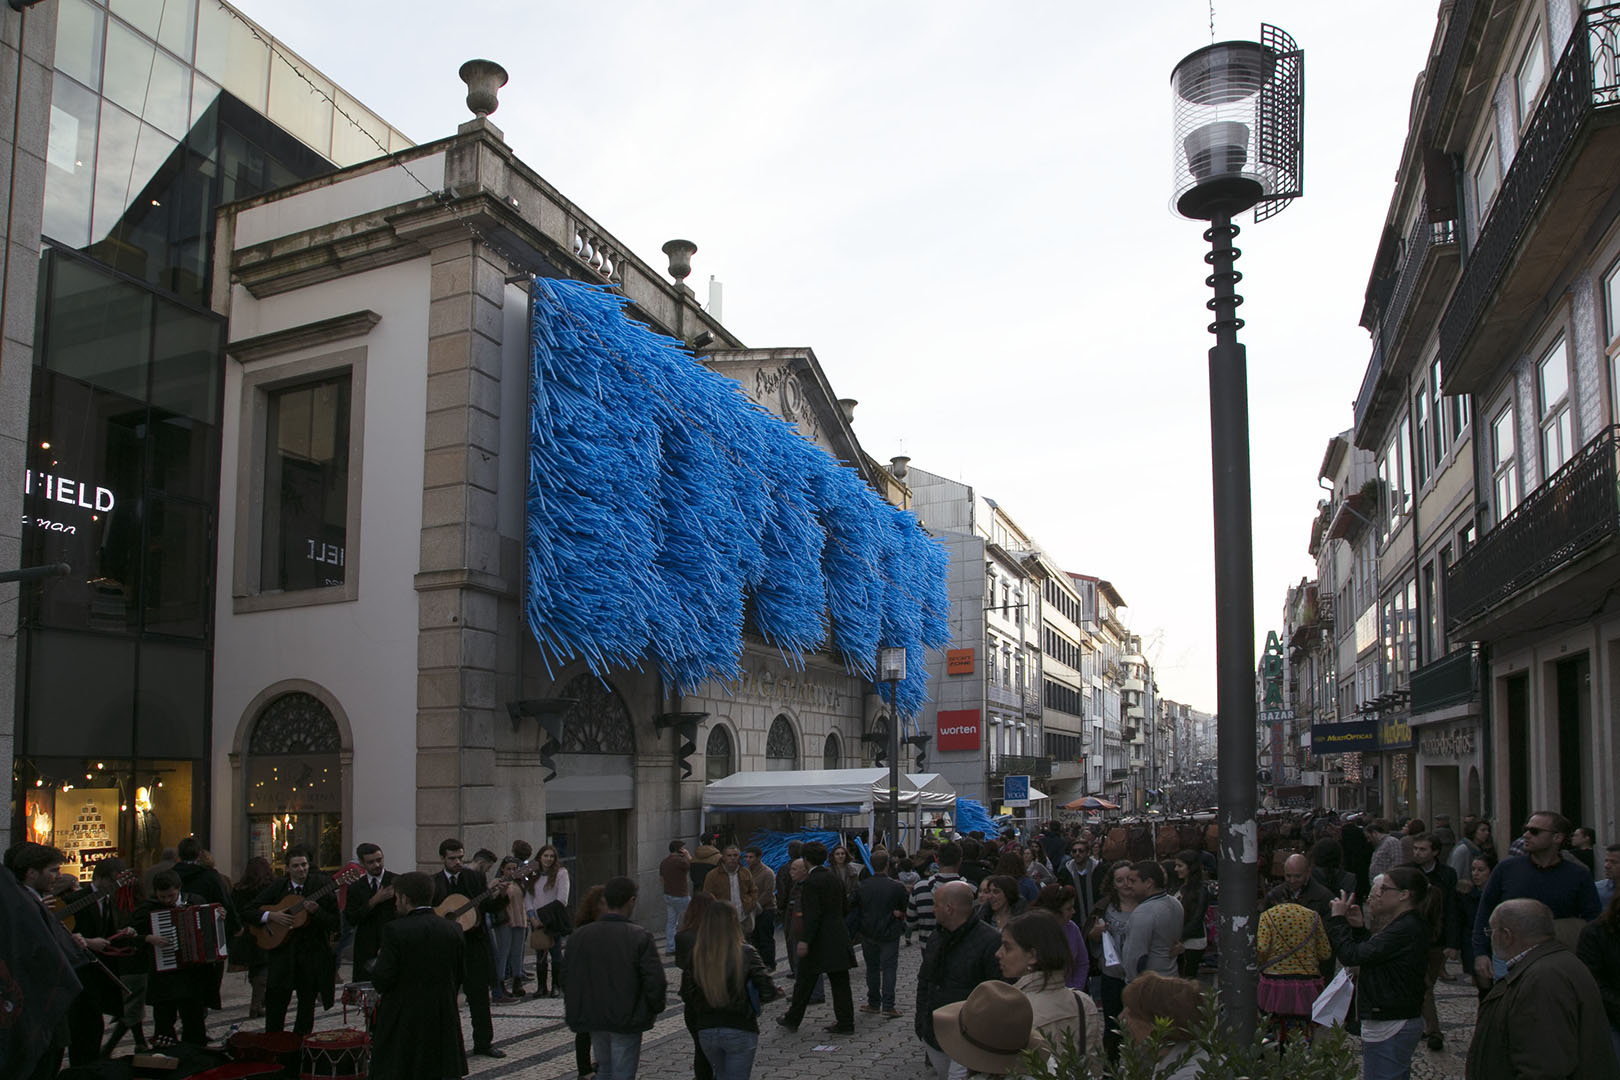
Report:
946,648,974,675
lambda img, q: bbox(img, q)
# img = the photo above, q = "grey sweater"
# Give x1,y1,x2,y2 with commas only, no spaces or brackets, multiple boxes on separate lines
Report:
1122,891,1183,980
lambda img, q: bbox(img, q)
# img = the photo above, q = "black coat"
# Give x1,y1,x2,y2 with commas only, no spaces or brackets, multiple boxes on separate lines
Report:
430,868,503,983
914,914,1003,1050
1326,908,1429,1022
371,908,467,1080
131,895,219,1008
1415,860,1461,949
679,941,778,1035
563,914,667,1034
344,871,398,980
248,876,339,999
798,866,853,971
848,874,910,944
173,862,239,936
1577,919,1620,1032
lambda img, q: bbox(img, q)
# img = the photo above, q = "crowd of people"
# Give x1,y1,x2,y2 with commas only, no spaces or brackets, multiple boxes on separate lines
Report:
6,807,1620,1080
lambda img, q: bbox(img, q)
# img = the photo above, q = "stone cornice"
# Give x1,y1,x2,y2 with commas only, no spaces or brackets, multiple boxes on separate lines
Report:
226,310,382,364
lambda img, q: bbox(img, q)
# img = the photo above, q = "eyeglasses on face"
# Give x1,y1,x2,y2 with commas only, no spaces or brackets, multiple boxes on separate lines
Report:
1523,826,1550,836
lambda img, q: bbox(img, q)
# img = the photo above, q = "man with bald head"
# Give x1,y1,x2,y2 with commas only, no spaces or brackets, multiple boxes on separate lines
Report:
914,881,1003,1080
1467,899,1618,1080
1265,853,1334,923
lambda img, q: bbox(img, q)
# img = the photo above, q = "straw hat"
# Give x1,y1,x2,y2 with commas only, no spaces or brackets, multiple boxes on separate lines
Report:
932,981,1036,1076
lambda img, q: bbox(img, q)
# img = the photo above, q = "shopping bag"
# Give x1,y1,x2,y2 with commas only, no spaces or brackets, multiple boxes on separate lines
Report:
1102,932,1122,971
1310,967,1354,1027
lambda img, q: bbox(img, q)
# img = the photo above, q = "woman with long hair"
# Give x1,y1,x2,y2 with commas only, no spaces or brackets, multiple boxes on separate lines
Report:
570,885,608,1080
1031,884,1089,990
231,856,275,1018
998,910,1101,1057
525,844,570,997
675,893,718,1080
1170,850,1209,978
687,901,778,1080
1327,866,1434,1080
995,850,1039,907
1576,887,1620,1066
1087,861,1138,1064
829,845,860,896
978,875,1021,931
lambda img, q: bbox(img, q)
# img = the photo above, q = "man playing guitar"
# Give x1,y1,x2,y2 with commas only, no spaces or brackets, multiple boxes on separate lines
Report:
247,844,338,1036
429,838,508,1058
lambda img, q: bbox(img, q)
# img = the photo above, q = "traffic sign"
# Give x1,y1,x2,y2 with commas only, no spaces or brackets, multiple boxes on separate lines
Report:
1003,774,1030,807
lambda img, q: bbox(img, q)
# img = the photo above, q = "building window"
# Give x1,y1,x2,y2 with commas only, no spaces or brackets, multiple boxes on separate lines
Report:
766,715,798,771
705,725,734,782
823,732,841,770
1492,405,1519,519
245,691,342,870
1515,26,1548,127
1538,337,1572,478
1606,257,1620,422
1413,385,1431,488
1474,139,1500,218
235,345,367,612
556,675,635,755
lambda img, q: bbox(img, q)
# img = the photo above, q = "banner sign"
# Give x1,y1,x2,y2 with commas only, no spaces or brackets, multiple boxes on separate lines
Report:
946,649,974,675
1311,720,1378,754
936,709,981,751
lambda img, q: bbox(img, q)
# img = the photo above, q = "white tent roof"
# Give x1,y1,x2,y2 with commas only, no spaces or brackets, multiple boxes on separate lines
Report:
702,768,920,814
906,773,957,809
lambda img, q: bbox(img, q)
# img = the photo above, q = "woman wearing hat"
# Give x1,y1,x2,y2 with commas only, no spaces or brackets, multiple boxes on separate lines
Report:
933,980,1043,1078
1118,972,1206,1080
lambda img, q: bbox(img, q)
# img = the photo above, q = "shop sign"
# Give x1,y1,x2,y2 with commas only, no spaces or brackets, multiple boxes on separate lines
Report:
1418,726,1476,760
23,468,118,534
1379,715,1413,750
717,661,847,712
936,709,981,751
946,648,974,675
1311,719,1378,754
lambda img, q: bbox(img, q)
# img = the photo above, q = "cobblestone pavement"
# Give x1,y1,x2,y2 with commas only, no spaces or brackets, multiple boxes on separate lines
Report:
196,939,1481,1079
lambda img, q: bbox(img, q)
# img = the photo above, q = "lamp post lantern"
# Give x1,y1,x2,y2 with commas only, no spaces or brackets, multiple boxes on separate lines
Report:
1169,23,1302,1041
878,646,907,846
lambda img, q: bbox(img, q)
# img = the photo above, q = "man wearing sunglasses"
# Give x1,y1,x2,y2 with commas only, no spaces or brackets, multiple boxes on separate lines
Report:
1470,811,1601,987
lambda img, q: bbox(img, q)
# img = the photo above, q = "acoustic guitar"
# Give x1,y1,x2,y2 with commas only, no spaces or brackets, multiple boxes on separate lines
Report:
47,869,138,931
251,866,363,950
435,860,539,933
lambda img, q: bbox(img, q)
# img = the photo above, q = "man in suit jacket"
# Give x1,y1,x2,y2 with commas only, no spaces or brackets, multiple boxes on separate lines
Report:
777,841,855,1034
344,842,397,981
371,871,467,1080
247,843,338,1036
429,838,508,1059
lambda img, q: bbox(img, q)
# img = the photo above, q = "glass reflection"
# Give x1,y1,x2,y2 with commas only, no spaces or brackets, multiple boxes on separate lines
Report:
54,0,105,92
43,74,98,248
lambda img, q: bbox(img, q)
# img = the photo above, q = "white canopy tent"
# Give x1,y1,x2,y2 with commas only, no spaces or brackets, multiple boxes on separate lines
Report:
700,768,922,839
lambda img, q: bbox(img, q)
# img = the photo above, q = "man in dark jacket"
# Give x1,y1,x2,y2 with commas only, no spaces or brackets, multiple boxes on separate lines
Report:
171,836,234,1022
371,871,467,1080
429,838,508,1058
1410,833,1461,1050
564,875,667,1080
848,852,909,1016
247,844,338,1036
777,841,855,1034
915,880,1002,1080
1467,898,1620,1080
344,842,397,981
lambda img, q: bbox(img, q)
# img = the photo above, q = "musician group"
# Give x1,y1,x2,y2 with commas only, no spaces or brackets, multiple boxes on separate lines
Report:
6,832,547,1075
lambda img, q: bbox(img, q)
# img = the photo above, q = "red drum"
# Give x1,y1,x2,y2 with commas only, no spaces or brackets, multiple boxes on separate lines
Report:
227,1030,303,1066
301,1027,371,1079
341,981,381,1031
188,1065,285,1080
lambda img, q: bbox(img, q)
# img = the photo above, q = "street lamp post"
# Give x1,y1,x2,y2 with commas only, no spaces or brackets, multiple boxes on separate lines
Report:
879,646,907,846
1169,24,1303,1042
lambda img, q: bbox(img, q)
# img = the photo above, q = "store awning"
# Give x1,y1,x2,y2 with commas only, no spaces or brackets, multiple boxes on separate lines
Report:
907,773,957,809
701,768,920,815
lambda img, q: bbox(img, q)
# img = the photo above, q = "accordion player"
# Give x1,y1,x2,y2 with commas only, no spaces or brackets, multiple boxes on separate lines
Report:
136,871,228,1045
149,903,230,971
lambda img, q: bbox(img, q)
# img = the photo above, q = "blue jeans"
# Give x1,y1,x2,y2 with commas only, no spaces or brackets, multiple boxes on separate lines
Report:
862,939,899,1009
665,895,690,952
590,1031,643,1080
1361,1018,1424,1080
698,1027,758,1080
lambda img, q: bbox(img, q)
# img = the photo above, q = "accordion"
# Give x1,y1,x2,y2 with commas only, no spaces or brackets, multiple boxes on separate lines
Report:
151,903,229,971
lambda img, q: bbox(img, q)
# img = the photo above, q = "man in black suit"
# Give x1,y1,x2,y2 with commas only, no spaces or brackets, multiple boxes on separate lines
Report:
777,840,855,1034
133,870,215,1046
248,843,338,1035
429,838,507,1059
171,837,233,1027
344,842,397,981
371,871,467,1080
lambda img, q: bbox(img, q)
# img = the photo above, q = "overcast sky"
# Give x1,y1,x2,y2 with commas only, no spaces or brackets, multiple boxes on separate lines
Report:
232,0,1440,713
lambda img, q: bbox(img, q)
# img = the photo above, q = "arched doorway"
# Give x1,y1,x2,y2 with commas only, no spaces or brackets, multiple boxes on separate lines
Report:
823,732,842,770
705,725,735,782
766,715,799,771
244,692,343,870
549,674,635,890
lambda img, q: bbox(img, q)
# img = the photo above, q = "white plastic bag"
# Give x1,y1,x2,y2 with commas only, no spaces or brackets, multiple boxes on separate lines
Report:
1102,932,1121,971
1310,967,1354,1027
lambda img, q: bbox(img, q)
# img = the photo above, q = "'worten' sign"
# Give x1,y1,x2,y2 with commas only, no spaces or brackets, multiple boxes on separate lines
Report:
936,709,981,751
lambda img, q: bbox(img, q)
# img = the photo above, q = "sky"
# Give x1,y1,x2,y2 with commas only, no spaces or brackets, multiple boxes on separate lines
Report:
231,0,1441,713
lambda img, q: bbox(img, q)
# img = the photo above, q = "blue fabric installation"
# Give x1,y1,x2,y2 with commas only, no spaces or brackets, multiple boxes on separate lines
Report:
526,277,950,713
742,830,844,873
953,798,998,838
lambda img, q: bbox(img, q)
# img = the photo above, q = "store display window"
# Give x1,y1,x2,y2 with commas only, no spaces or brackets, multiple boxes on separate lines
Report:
19,758,199,881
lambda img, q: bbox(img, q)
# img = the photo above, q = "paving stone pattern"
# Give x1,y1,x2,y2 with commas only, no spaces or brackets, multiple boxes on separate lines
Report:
202,935,1479,1079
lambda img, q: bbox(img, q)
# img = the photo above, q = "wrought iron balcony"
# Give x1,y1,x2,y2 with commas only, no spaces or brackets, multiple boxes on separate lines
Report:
991,755,1052,779
1109,767,1130,781
1353,333,1384,436
1446,426,1620,631
1428,0,1480,139
1439,5,1620,392
1410,646,1481,714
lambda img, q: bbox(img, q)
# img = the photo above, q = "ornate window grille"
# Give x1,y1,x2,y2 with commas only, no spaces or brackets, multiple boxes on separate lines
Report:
556,675,634,755
705,725,734,782
766,715,799,771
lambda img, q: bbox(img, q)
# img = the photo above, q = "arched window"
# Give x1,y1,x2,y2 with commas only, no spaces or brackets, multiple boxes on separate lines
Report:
823,732,841,770
556,675,635,754
766,715,799,771
245,692,342,870
705,726,734,782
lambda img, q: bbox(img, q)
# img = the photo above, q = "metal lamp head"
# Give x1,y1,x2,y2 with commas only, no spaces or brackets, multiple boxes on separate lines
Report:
459,59,509,118
1170,27,1303,221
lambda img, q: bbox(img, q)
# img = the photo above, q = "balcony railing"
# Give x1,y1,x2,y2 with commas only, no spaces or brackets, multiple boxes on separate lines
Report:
1410,646,1481,714
1446,426,1620,630
991,755,1052,779
1353,333,1384,435
1428,0,1480,135
1438,5,1620,385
